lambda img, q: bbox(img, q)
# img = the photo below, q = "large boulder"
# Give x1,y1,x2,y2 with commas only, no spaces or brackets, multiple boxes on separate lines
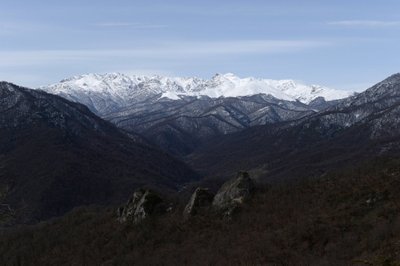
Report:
212,171,254,217
117,189,164,224
183,187,214,218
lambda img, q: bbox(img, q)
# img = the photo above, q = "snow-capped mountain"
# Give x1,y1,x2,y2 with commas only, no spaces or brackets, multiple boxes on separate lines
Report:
40,73,353,115
37,72,354,155
190,73,400,180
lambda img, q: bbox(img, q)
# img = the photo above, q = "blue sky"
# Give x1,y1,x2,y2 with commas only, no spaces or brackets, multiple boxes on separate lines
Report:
1,0,400,90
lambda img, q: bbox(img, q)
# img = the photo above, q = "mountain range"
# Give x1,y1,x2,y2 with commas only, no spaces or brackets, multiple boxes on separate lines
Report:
2,72,400,265
40,73,353,155
40,72,352,114
190,73,400,180
2,72,400,225
39,72,400,183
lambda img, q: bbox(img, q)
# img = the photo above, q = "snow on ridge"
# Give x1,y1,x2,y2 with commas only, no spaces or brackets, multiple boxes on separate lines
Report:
41,72,354,105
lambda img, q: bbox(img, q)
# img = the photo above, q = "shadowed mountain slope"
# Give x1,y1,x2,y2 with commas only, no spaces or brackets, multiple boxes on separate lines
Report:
0,82,198,224
189,74,400,181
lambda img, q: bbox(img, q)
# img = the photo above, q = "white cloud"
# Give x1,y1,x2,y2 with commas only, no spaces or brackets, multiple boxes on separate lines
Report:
93,22,168,29
328,20,400,27
0,21,58,36
157,40,329,55
0,39,331,87
0,22,23,35
0,39,329,67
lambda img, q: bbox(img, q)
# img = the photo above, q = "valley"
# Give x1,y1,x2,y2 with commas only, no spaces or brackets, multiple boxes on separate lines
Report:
2,1,399,265
1,72,400,265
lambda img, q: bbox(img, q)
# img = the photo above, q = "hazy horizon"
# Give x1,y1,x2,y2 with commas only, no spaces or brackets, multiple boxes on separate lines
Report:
1,0,400,91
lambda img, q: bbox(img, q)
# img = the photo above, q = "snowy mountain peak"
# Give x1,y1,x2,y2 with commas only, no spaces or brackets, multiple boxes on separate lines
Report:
39,73,354,114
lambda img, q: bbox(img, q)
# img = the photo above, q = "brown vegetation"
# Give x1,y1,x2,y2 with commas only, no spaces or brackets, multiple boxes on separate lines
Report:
1,158,400,265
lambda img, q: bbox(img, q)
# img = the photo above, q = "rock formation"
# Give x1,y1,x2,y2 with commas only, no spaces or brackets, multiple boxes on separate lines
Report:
212,171,254,217
183,188,214,218
117,189,164,224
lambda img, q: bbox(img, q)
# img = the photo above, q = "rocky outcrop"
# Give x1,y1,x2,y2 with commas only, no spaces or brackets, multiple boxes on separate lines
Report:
117,189,165,224
117,172,254,224
183,188,214,218
212,171,254,217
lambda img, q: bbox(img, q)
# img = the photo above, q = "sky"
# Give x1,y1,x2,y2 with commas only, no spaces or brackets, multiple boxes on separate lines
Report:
0,0,400,90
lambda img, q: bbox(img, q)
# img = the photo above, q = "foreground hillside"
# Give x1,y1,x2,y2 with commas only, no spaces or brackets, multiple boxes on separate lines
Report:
1,157,399,265
0,82,198,224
